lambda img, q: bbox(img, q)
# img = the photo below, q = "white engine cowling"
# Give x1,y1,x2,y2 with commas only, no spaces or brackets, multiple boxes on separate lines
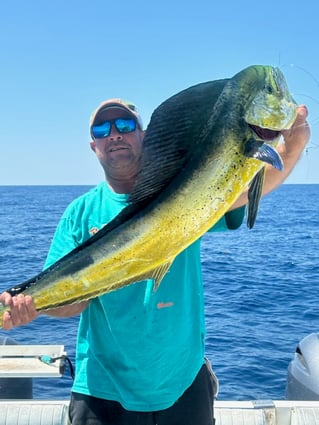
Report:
286,333,319,400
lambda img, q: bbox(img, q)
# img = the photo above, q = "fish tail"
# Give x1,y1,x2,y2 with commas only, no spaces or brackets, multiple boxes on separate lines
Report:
0,303,9,329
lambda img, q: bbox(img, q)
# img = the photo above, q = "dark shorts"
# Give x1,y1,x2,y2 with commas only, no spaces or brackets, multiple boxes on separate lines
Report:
69,362,217,425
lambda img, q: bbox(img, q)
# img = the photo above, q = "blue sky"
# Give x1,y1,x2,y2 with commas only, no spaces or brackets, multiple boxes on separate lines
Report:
0,0,318,185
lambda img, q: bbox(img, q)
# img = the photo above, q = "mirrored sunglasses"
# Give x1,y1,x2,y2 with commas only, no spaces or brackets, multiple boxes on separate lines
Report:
91,118,137,139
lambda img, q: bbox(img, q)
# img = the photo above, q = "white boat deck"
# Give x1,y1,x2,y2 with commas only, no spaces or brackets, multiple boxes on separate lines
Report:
1,399,319,425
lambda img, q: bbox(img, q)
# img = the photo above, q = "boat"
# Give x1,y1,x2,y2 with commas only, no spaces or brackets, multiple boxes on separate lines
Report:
1,334,319,425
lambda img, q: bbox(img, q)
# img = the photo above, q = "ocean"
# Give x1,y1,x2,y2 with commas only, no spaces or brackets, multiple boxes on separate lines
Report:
0,184,318,401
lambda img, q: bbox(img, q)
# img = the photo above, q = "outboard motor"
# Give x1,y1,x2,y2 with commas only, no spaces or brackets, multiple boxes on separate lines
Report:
286,333,319,400
0,336,33,399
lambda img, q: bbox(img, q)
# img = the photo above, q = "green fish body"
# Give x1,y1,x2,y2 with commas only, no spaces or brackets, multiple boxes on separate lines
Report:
0,65,298,326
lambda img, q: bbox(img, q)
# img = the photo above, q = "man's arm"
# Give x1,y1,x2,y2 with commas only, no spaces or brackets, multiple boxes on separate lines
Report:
231,105,310,210
0,291,88,330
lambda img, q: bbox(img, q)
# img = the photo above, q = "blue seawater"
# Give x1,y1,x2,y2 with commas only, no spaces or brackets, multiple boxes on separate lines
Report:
0,184,318,400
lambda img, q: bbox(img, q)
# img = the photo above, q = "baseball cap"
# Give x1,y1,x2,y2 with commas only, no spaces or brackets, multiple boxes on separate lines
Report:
89,98,143,131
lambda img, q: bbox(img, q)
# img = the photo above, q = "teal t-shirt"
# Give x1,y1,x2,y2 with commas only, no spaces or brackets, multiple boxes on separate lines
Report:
44,182,244,411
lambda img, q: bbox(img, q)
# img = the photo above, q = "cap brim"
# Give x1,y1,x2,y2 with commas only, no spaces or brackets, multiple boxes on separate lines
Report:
90,99,143,130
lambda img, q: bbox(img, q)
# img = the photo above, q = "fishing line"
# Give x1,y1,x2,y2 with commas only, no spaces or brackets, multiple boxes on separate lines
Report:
280,62,319,115
288,64,319,88
276,61,319,183
281,64,319,156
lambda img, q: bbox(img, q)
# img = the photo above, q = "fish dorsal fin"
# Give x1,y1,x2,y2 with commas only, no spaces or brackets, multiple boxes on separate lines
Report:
80,80,228,241
72,80,229,243
129,79,228,205
247,168,266,229
244,139,283,171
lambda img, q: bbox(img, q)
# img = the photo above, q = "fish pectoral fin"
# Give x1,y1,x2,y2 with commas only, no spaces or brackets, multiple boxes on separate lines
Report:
244,138,284,171
151,261,174,291
247,168,266,229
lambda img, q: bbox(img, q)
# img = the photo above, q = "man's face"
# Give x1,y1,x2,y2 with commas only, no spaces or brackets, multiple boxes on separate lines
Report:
90,108,144,180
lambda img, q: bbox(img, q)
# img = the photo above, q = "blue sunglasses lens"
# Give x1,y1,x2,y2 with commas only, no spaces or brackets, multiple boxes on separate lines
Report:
115,118,136,133
92,121,111,139
92,118,136,139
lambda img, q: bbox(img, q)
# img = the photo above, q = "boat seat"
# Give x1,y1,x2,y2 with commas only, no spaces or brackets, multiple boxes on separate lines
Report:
0,400,70,425
292,406,319,425
0,345,66,378
214,401,319,425
215,407,273,424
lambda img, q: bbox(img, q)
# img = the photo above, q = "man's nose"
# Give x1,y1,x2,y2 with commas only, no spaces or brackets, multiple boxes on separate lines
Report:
109,124,123,140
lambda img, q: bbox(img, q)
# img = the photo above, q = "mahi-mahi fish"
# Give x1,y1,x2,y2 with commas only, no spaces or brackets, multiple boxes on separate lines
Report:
0,65,298,325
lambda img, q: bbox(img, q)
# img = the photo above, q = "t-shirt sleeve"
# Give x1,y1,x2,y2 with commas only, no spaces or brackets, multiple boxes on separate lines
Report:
43,215,79,270
224,206,246,230
210,206,245,232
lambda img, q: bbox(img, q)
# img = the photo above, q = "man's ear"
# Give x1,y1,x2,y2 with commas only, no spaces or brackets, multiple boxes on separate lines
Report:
90,141,96,152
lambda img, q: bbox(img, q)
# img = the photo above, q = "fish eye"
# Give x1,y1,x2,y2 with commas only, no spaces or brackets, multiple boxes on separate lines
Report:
265,84,274,94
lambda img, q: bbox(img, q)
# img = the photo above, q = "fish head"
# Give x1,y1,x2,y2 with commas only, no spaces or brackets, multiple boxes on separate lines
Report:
229,65,299,228
242,66,298,140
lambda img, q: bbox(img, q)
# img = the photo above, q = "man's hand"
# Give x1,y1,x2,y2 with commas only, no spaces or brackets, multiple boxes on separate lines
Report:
281,105,310,157
0,292,39,330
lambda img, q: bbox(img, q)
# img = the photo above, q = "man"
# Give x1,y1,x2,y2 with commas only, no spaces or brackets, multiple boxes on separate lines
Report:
0,98,310,425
